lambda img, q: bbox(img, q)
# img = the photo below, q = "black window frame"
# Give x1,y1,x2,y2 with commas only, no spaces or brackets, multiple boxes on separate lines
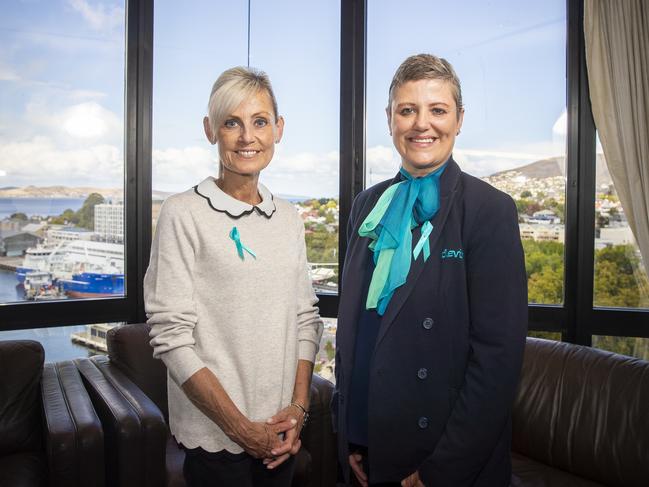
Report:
2,0,647,350
0,0,153,331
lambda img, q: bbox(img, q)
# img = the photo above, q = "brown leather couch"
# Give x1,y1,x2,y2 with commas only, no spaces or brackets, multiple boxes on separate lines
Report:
0,340,104,487
75,323,337,487
511,337,649,487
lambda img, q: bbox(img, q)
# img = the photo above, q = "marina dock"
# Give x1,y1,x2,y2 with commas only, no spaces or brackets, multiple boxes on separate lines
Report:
0,257,22,271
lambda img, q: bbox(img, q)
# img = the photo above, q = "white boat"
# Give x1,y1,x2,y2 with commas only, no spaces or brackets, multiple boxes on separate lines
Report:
54,240,124,279
15,243,65,283
23,271,64,301
17,240,125,298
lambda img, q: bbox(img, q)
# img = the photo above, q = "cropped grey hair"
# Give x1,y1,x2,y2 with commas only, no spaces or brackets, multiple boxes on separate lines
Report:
206,66,279,135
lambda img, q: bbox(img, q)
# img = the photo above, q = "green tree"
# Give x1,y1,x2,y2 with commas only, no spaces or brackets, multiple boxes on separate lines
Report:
10,212,28,221
528,266,563,304
324,340,335,361
594,245,649,308
50,209,78,225
520,190,532,199
522,240,564,304
515,199,542,216
76,193,105,230
305,228,338,263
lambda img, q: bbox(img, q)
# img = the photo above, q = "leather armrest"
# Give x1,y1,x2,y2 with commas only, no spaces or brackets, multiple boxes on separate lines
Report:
301,373,337,487
75,356,167,487
42,361,105,487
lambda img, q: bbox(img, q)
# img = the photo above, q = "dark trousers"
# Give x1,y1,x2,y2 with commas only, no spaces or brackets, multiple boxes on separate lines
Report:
183,446,296,487
349,444,401,487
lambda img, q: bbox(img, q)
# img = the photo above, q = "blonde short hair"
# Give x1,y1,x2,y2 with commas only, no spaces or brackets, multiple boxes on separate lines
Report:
388,54,463,118
206,66,279,135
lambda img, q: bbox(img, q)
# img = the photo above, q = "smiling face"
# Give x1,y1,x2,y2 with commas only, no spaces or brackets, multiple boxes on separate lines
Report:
387,78,464,177
204,89,284,178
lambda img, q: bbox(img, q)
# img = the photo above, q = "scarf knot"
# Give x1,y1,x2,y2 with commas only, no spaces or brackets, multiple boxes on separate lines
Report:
359,164,446,315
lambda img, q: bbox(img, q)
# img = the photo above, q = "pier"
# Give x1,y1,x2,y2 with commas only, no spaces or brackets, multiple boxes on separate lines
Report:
0,256,22,271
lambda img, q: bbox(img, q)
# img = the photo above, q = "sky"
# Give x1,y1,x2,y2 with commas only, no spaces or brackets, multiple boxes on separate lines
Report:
1,0,572,198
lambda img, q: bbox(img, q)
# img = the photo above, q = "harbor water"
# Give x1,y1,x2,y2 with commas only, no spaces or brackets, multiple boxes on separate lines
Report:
0,268,96,362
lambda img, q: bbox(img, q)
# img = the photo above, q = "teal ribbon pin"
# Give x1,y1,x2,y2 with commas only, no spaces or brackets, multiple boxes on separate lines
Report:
413,221,433,262
229,226,256,260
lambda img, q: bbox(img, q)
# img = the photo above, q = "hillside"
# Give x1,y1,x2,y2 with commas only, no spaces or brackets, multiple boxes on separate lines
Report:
488,154,611,186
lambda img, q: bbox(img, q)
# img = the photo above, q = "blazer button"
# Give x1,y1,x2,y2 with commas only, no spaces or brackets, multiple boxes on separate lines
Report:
418,416,429,429
422,318,434,330
417,368,428,379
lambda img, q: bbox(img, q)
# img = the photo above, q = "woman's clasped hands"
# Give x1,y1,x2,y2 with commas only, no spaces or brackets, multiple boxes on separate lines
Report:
260,404,306,469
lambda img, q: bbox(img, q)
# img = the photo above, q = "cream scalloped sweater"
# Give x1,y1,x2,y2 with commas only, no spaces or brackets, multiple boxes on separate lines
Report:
144,187,323,453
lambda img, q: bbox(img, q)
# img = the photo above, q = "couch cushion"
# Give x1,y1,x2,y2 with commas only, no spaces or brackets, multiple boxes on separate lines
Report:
511,452,604,487
0,340,44,456
107,323,168,419
0,451,47,487
513,338,649,487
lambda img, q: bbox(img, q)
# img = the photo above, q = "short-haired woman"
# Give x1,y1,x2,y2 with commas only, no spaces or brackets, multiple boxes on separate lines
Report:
144,66,323,487
334,53,527,487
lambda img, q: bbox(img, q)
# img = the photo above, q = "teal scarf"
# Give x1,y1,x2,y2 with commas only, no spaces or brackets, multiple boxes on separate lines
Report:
359,164,446,315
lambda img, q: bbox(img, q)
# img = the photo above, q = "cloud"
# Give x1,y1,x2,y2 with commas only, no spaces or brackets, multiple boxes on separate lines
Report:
68,89,107,101
553,109,567,137
152,146,216,192
267,148,339,175
68,0,124,31
261,149,339,197
0,63,21,81
0,136,122,187
26,100,121,141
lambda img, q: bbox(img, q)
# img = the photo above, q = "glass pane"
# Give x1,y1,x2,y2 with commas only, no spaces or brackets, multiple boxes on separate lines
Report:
593,134,649,308
315,317,337,383
250,0,340,293
528,331,561,341
592,335,649,361
0,322,123,362
152,1,340,294
0,0,126,304
366,0,567,304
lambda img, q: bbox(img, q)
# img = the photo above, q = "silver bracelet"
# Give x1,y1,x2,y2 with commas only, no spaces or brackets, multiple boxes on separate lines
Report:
289,402,309,426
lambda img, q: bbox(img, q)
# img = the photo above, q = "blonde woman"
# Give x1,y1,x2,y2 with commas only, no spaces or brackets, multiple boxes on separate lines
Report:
144,67,323,487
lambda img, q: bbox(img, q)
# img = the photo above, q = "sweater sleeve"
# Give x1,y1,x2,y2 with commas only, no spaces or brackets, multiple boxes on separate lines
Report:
144,197,205,386
294,213,324,363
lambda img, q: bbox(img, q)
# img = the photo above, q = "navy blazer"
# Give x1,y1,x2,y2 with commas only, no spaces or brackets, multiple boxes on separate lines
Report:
333,158,528,486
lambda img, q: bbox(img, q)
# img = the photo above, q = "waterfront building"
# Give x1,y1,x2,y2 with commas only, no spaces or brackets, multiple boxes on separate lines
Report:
0,231,42,257
94,202,124,243
47,226,94,244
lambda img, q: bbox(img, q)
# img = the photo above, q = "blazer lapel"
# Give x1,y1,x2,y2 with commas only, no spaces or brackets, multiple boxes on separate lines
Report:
374,159,462,349
337,176,400,377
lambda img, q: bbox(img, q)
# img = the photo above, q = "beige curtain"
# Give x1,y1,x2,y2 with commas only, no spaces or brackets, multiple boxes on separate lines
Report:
584,0,649,274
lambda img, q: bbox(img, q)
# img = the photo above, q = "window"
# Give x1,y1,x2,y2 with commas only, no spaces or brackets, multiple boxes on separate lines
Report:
152,0,340,293
366,0,567,305
0,0,126,305
528,331,561,341
0,322,123,362
593,135,649,309
251,0,340,293
1,0,647,358
592,335,649,361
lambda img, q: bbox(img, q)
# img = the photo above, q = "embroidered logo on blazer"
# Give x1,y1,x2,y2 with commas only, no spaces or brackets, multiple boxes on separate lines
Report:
441,248,464,260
